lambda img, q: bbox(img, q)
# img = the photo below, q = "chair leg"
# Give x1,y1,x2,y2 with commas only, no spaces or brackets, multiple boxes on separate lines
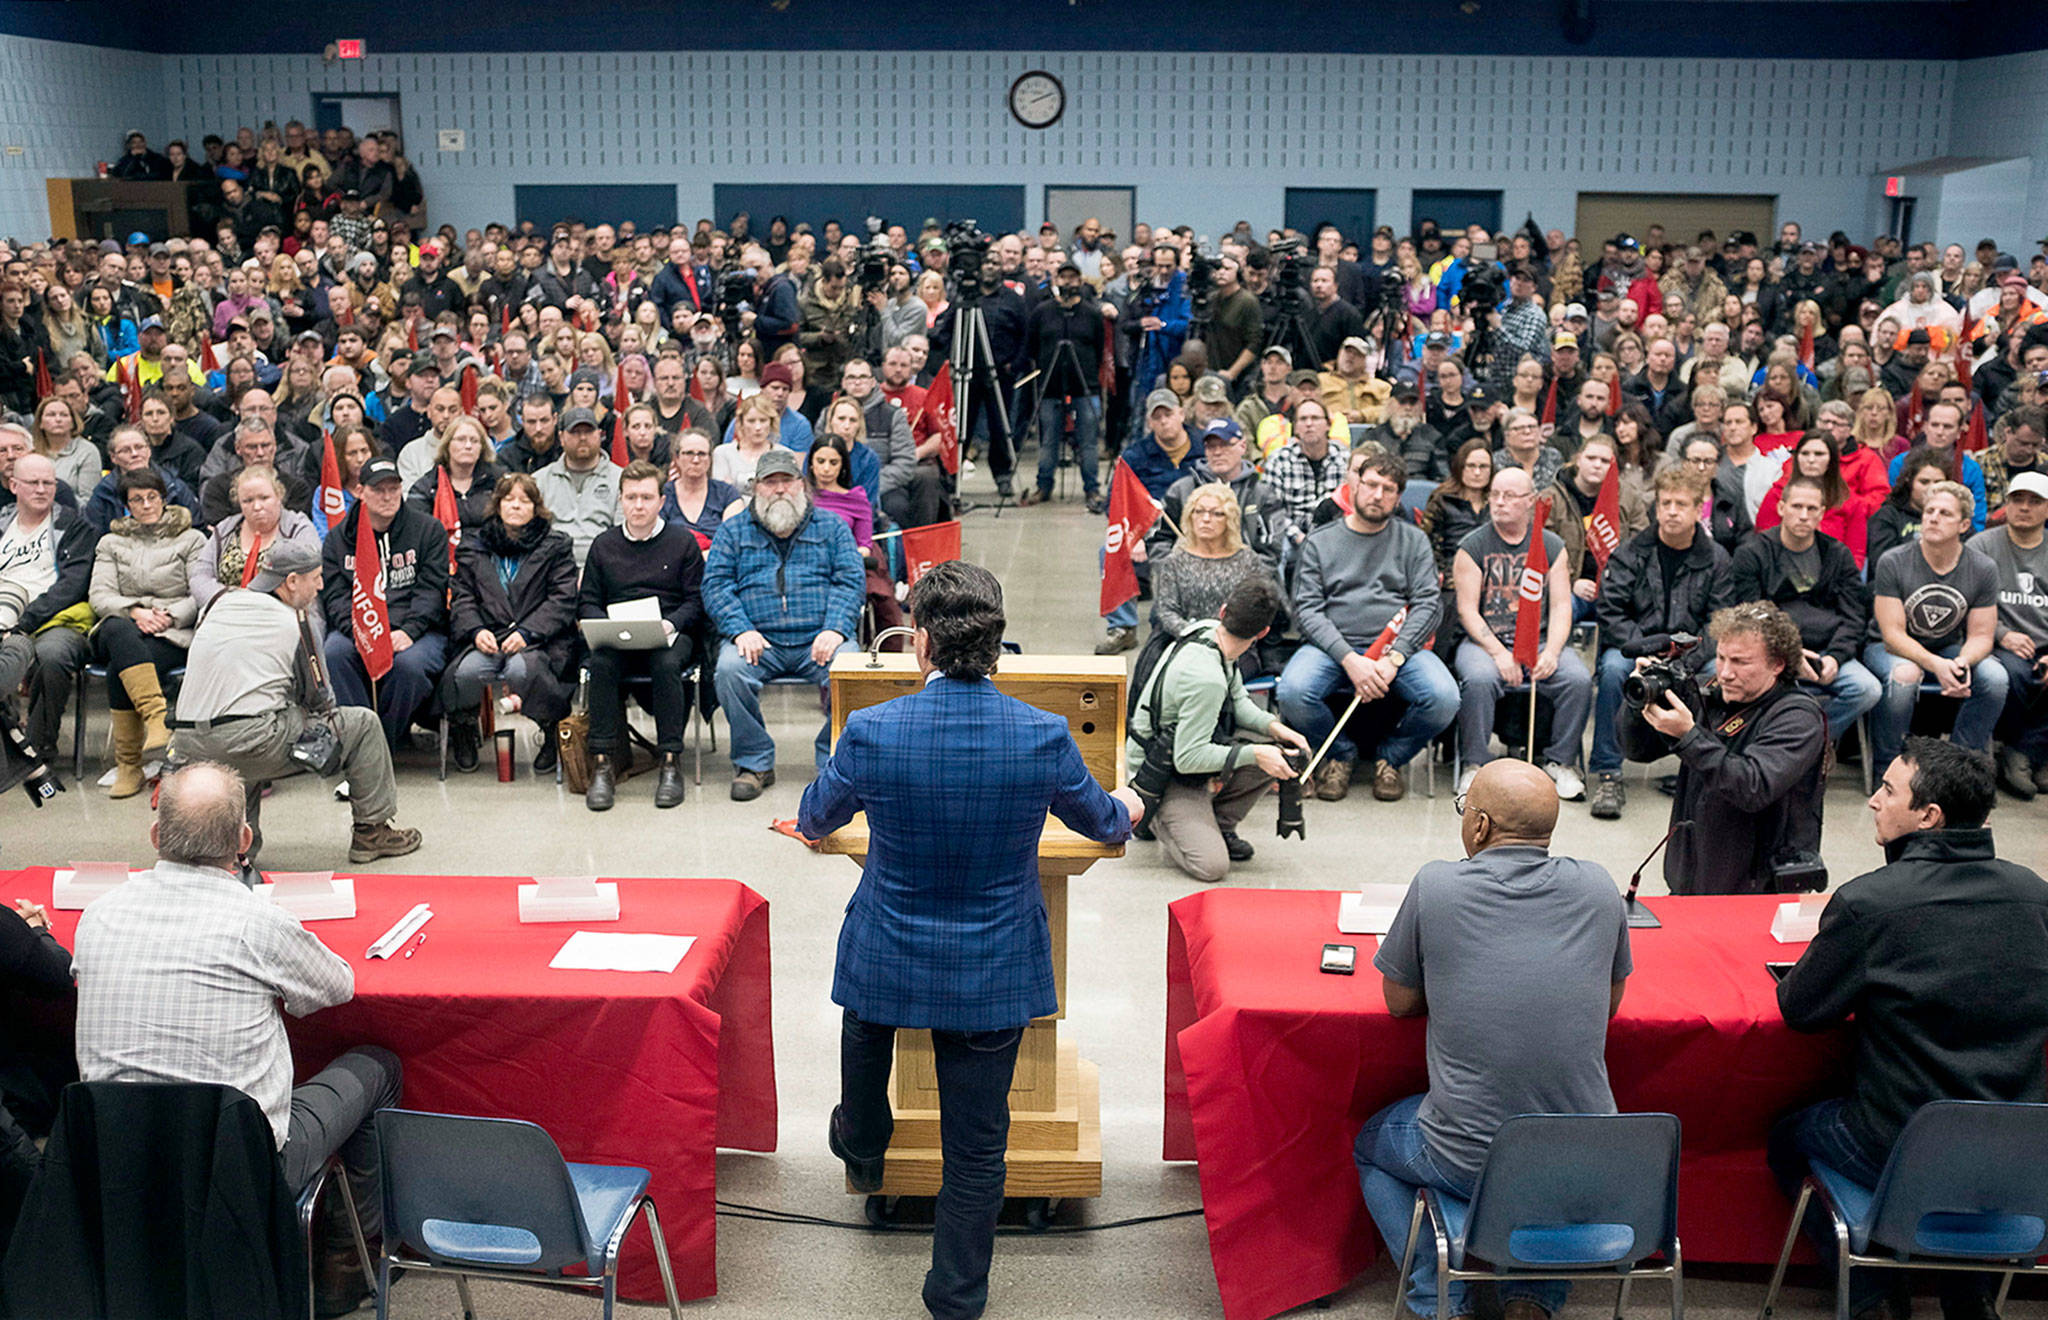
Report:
437,715,449,781
1614,1274,1632,1320
1832,1219,1854,1320
640,1198,686,1320
300,1161,329,1320
1392,1192,1426,1320
1670,1239,1684,1320
1994,1268,2015,1316
331,1165,377,1291
454,1272,477,1320
375,1257,394,1320
1758,1183,1809,1320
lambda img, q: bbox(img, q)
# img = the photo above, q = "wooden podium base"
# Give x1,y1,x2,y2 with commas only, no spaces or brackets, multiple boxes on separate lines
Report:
849,1041,1103,1198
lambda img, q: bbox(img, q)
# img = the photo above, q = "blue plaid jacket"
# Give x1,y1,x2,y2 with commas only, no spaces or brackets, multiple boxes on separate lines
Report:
799,675,1132,1031
702,505,866,646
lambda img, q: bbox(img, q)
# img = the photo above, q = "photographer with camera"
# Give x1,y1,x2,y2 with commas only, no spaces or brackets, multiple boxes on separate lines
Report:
1588,467,1734,820
1128,244,1191,407
1636,601,1828,895
929,223,1031,499
1021,261,1112,511
1126,575,1308,882
171,539,422,865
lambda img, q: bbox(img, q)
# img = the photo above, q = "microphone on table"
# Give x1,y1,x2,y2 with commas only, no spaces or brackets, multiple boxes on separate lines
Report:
1622,820,1689,929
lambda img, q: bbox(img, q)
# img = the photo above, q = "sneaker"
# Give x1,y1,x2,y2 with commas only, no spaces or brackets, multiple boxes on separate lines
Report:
1656,773,1679,796
1221,830,1254,862
1085,494,1106,515
1544,762,1586,801
1997,747,2038,801
1371,760,1406,802
349,821,423,863
1455,765,1478,797
1589,772,1625,820
1094,627,1137,655
730,768,776,802
1316,758,1353,802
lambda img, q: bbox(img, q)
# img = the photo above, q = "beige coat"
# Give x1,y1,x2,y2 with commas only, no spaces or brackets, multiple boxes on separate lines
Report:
88,504,207,647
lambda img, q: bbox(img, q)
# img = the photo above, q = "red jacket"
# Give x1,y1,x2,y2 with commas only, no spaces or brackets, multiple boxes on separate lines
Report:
1755,442,1893,568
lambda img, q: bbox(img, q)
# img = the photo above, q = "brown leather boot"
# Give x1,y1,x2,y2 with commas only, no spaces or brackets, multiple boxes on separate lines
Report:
108,709,146,799
117,664,171,758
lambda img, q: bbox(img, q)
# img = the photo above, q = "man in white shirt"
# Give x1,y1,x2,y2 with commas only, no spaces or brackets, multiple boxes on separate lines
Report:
71,762,401,1312
0,450,96,756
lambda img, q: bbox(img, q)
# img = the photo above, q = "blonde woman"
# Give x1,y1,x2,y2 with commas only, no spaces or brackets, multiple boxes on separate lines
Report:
713,394,781,489
917,269,948,328
32,396,100,499
1151,482,1276,637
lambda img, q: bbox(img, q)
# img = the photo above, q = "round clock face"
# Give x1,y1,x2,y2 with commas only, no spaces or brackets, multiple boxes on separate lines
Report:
1009,71,1066,130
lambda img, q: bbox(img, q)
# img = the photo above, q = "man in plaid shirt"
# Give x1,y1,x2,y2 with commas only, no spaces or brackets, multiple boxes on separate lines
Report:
705,449,866,802
1488,264,1553,398
71,762,400,1314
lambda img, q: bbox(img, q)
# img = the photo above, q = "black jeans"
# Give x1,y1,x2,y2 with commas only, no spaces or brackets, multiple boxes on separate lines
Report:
585,634,696,755
90,615,186,710
840,1009,1023,1320
284,1046,403,1243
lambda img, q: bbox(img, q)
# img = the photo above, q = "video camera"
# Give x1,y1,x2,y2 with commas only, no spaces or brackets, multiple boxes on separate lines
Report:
715,267,755,337
945,219,993,305
855,240,893,294
1461,264,1505,314
1274,747,1310,839
0,700,62,809
1618,632,1704,762
1268,235,1312,298
1186,247,1219,320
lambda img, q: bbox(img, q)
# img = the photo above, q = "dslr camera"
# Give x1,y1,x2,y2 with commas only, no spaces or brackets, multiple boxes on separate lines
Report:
1618,633,1704,763
1461,264,1504,314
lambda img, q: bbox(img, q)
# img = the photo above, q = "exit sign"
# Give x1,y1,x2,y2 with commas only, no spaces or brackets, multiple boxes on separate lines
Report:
1884,176,1903,198
335,38,365,59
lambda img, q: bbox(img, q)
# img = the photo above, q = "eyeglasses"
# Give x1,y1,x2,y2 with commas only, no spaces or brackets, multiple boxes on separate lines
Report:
1684,455,1717,468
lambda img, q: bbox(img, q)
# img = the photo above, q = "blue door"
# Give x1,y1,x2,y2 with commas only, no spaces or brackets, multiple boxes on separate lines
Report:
1410,190,1503,239
710,184,1025,240
1284,188,1376,247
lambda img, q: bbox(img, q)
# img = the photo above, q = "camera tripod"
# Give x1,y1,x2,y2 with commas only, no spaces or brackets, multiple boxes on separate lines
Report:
1265,285,1321,372
1017,335,1096,502
949,295,1014,515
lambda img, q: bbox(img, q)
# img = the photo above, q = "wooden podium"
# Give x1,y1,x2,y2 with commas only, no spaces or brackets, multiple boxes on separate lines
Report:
817,653,1125,1202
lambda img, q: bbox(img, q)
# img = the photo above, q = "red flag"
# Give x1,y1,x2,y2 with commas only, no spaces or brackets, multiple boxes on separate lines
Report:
197,331,222,374
611,370,633,466
900,520,962,586
1797,323,1814,371
499,302,510,337
1587,461,1623,575
1512,498,1552,669
1606,373,1622,416
1963,399,1989,453
1539,378,1556,429
923,361,960,476
119,356,142,422
459,364,478,417
406,318,418,352
314,430,346,538
1905,381,1926,438
432,467,461,573
689,375,706,404
1363,605,1408,660
33,350,51,401
349,507,393,682
1099,459,1160,615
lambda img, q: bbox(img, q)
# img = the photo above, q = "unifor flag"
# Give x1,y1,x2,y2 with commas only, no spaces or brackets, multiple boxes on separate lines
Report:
1099,459,1161,615
1587,462,1624,575
1512,498,1552,670
351,507,393,681
312,430,347,538
923,362,959,476
901,520,962,587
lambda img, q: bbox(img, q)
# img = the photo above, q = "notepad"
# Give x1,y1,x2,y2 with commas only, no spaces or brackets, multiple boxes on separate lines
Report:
52,863,141,910
549,931,695,974
607,596,663,621
1337,883,1410,935
258,872,357,921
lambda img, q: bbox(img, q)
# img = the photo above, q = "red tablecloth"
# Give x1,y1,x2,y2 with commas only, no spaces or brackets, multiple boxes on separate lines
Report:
4,868,776,1304
1164,889,1851,1320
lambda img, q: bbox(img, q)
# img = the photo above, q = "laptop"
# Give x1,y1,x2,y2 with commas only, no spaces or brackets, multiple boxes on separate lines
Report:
578,618,670,651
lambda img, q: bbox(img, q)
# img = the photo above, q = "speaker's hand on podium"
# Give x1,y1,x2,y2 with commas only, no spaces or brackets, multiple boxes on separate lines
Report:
1110,785,1145,825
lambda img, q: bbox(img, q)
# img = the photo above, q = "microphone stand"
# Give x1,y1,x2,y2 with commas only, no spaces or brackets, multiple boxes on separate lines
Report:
1622,819,1688,929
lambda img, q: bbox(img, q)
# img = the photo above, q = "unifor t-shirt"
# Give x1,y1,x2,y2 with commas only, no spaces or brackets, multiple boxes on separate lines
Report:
1872,542,1999,654
1457,522,1565,648
1968,528,2048,642
1374,845,1633,1182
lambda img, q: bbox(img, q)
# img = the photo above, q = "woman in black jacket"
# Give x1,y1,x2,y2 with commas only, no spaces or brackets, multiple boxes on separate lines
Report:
1865,448,1945,571
405,415,504,543
0,280,45,415
439,471,579,771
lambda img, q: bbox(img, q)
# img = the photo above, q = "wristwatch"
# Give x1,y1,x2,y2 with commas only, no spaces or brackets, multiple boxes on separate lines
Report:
1385,650,1406,668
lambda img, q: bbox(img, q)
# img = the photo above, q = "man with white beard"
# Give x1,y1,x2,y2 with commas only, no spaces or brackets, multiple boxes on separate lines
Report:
703,448,867,801
1357,384,1446,484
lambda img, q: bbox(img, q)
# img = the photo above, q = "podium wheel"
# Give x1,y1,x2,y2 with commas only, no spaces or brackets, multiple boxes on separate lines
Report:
863,1194,899,1227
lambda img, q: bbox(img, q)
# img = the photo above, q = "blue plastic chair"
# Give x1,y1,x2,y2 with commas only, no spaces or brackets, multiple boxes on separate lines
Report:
1392,1113,1683,1320
299,1153,377,1318
372,1109,682,1320
1759,1100,2048,1320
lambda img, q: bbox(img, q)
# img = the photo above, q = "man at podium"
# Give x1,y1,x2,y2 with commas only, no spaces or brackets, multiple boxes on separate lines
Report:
798,560,1141,1320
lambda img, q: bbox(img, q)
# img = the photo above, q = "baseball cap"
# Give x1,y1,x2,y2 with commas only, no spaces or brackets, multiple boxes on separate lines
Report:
1553,332,1580,350
2007,472,2048,501
1615,234,1639,252
1284,369,1321,389
1424,331,1452,350
360,457,402,487
418,241,441,258
147,242,169,257
920,237,945,253
1193,375,1229,403
126,231,149,246
294,329,324,345
1339,336,1370,355
1800,241,1821,254
1039,221,1058,233
759,361,795,388
1467,384,1498,407
1389,383,1420,405
1261,345,1292,365
1145,387,1181,414
1596,288,1619,304
1199,418,1244,446
247,540,322,594
561,406,600,431
755,448,803,481
429,323,456,340
136,315,165,332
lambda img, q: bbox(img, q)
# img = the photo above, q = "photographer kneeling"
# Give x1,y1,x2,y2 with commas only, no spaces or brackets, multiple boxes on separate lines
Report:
1127,576,1309,883
1635,601,1827,896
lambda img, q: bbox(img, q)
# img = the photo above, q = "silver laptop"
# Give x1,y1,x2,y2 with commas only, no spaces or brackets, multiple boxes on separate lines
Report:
578,618,670,651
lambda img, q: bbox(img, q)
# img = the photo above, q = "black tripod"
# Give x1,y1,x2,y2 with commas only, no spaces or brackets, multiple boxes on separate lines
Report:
1264,284,1321,372
949,293,1014,514
1018,336,1094,501
1364,294,1409,384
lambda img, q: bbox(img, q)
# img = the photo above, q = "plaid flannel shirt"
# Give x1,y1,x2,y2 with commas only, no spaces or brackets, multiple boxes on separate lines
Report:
703,504,866,646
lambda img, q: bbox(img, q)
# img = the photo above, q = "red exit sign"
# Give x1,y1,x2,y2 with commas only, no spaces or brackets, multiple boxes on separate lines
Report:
335,39,365,59
1884,176,1903,198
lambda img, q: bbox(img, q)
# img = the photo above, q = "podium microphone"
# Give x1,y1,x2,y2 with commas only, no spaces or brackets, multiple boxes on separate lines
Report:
1622,819,1689,929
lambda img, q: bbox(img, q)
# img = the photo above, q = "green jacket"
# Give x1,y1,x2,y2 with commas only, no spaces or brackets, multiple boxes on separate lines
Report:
1126,619,1272,779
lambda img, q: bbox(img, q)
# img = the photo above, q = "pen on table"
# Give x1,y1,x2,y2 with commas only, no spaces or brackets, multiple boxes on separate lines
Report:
404,932,427,959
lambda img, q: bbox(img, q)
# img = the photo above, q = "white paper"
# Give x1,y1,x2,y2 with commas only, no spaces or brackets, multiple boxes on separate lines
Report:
549,930,695,974
607,596,663,622
1769,901,1822,946
368,904,433,959
519,879,621,923
1337,883,1411,936
52,863,142,910
257,872,357,921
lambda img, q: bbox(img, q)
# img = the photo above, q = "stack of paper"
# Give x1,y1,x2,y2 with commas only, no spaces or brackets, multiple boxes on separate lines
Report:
1337,883,1411,936
52,863,140,910
549,931,695,974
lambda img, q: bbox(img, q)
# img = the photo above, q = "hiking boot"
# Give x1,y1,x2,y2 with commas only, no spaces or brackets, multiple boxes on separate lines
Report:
585,755,617,811
1094,627,1137,655
348,821,423,864
1589,772,1625,820
1017,487,1048,507
1315,758,1352,802
1221,830,1254,862
730,768,776,802
450,718,480,773
1371,760,1406,802
654,754,686,808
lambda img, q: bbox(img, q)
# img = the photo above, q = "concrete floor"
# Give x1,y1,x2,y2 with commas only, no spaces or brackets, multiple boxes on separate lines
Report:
6,462,2047,1320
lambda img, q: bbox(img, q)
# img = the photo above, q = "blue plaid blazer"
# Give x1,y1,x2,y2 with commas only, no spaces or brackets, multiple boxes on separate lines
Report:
798,674,1131,1031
